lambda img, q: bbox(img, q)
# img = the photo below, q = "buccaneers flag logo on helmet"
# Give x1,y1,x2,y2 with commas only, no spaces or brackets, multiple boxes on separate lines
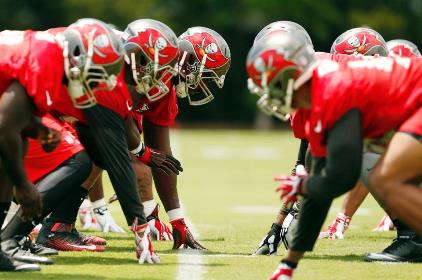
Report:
184,31,230,70
331,28,388,56
125,28,178,66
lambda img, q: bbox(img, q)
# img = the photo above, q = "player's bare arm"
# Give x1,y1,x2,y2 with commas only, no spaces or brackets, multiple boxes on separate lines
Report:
0,81,42,220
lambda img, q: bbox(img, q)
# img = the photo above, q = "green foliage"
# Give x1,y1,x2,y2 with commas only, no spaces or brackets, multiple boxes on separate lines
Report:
0,0,420,124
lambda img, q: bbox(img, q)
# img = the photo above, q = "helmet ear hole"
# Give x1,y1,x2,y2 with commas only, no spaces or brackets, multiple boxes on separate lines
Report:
73,46,81,57
187,54,196,65
139,54,148,66
274,80,283,90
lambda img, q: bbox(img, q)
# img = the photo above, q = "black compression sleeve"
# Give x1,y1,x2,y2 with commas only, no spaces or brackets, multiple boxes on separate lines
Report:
296,139,309,166
306,109,363,202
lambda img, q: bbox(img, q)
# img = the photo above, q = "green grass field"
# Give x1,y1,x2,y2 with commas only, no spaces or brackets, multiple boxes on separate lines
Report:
1,129,421,280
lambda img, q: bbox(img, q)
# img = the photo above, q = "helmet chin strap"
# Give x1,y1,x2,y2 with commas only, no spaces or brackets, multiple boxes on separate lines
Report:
175,81,188,98
284,78,294,110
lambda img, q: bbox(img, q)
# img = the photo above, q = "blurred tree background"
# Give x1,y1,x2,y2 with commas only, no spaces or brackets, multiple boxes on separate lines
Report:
0,0,420,126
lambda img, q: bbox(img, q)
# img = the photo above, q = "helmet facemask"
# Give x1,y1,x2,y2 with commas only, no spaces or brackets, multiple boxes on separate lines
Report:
122,19,179,102
176,50,226,106
176,27,231,106
246,32,314,121
64,24,122,109
257,67,297,121
125,44,178,102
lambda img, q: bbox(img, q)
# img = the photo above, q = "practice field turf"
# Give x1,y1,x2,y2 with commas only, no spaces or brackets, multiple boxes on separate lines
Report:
1,129,421,280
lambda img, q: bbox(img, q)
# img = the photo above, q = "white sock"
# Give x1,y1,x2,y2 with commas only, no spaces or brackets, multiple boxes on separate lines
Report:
167,208,183,222
142,200,158,217
91,198,107,209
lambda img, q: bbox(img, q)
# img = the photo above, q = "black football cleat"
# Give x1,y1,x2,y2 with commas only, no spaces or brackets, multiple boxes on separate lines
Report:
20,236,59,256
1,236,53,265
365,233,422,262
0,251,40,272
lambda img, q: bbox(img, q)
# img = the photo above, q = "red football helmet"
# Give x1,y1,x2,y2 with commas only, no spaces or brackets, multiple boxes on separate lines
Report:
63,18,123,108
331,27,388,56
122,19,178,101
176,27,231,106
253,21,314,49
246,32,315,120
386,39,421,58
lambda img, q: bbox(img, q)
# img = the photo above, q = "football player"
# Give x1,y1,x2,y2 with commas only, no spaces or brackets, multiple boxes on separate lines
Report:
318,27,389,240
0,114,102,271
0,18,123,271
363,39,422,262
251,21,314,256
120,21,231,249
40,19,182,264
246,31,422,279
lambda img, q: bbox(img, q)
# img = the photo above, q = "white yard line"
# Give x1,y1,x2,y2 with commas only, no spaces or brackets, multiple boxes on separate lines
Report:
172,130,207,280
175,221,207,280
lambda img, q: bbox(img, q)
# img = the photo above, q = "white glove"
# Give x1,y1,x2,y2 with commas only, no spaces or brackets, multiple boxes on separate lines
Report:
148,218,173,241
132,218,160,264
92,205,125,233
79,203,98,230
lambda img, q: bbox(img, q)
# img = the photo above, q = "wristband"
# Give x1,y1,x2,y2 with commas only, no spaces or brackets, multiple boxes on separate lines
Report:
130,141,145,157
130,141,152,164
138,146,151,163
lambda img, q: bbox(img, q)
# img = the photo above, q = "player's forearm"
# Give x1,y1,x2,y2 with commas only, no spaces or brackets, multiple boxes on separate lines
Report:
124,116,142,151
0,131,31,188
305,109,363,201
21,116,44,139
151,170,180,211
295,139,308,167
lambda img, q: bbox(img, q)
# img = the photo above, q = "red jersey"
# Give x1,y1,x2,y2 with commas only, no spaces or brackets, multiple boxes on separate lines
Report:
0,30,64,115
289,52,373,140
289,109,310,140
51,71,133,123
306,57,422,157
24,115,84,183
132,83,178,132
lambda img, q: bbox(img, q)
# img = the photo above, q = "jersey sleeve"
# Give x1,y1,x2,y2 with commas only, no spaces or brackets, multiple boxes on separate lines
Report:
290,109,310,140
94,73,133,120
22,34,64,115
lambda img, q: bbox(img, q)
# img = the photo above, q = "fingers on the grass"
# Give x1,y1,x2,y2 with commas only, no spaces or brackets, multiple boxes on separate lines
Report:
274,175,289,181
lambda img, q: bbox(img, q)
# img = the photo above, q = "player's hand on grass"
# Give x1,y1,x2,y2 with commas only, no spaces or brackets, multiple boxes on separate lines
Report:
135,143,183,175
252,223,282,255
275,165,307,208
148,218,173,241
93,204,125,233
15,183,42,221
132,218,160,264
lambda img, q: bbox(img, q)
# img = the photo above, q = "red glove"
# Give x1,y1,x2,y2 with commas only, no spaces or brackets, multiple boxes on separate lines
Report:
275,165,307,207
131,142,183,175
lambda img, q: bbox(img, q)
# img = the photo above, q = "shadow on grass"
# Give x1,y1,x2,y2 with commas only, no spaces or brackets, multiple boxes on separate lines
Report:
97,235,133,241
157,249,250,257
305,254,364,262
0,272,146,280
51,255,227,267
197,237,225,242
102,246,133,253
